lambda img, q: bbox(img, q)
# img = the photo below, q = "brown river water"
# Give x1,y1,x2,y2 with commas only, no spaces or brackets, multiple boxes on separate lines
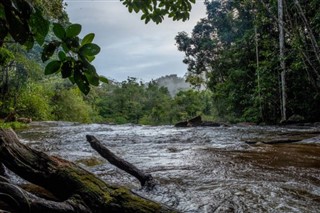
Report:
15,121,320,212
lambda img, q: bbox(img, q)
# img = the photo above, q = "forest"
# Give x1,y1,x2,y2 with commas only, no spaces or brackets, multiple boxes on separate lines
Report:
1,0,320,127
176,0,320,124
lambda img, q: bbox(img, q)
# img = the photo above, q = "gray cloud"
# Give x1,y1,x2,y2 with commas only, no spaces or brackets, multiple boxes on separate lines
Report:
65,0,206,82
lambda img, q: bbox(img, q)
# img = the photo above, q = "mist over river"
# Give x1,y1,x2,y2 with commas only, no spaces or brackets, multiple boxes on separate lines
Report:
16,122,320,213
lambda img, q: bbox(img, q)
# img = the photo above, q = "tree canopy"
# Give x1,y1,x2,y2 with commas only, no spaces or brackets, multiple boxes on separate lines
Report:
176,0,320,123
0,0,196,94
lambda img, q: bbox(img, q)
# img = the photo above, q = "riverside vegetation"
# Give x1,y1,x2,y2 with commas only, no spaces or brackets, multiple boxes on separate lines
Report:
1,0,320,127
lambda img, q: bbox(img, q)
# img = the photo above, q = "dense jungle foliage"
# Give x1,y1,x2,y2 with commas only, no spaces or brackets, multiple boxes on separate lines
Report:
1,0,319,125
176,0,320,123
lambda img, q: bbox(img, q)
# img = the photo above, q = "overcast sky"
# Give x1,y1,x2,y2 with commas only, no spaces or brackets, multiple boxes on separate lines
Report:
65,0,206,82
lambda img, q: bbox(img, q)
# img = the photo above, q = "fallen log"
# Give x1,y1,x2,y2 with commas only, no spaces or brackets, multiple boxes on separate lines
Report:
0,128,177,213
86,135,155,189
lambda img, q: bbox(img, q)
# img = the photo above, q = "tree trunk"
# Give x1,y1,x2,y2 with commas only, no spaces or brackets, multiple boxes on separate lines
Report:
0,128,178,213
254,15,263,120
278,0,287,122
86,135,155,189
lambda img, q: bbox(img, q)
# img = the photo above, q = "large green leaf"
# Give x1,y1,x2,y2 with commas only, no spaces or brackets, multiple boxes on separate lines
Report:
58,51,66,61
53,23,65,40
61,60,73,78
66,24,82,38
79,43,101,56
81,33,95,46
85,73,100,86
74,70,90,95
45,60,61,75
65,37,80,49
29,8,49,45
99,75,109,84
81,60,99,86
42,41,60,62
14,0,32,19
4,6,29,44
0,19,8,46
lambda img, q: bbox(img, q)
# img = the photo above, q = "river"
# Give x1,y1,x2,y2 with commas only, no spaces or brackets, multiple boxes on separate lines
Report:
16,121,320,213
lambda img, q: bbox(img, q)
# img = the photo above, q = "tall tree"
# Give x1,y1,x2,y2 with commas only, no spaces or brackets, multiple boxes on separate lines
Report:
278,0,287,121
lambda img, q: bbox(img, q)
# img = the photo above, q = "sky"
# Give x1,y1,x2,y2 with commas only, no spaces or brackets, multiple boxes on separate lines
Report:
65,0,207,82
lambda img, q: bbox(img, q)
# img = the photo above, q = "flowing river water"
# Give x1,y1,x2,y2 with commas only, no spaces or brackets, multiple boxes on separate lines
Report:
15,122,320,212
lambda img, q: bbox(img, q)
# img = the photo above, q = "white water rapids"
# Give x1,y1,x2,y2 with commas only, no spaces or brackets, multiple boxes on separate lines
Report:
15,122,320,213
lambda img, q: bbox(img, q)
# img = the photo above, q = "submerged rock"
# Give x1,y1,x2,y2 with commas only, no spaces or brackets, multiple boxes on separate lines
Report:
243,131,320,145
174,115,222,127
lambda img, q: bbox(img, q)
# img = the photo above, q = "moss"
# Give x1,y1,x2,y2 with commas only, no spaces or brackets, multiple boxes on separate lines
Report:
67,169,176,212
0,121,28,130
111,187,177,213
75,157,104,167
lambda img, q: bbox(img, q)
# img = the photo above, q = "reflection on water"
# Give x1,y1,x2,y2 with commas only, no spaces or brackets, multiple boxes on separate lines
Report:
17,122,320,212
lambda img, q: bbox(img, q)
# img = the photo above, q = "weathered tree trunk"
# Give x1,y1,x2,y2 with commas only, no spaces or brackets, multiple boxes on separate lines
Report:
86,135,155,189
0,128,177,213
278,0,287,122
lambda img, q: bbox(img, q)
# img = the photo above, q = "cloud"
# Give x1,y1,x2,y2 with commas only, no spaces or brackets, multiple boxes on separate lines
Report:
65,0,206,81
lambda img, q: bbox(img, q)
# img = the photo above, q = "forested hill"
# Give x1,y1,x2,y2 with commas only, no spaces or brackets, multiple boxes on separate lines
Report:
153,74,192,97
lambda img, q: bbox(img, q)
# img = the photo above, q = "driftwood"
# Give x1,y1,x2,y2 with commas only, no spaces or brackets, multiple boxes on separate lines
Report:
174,116,221,127
86,135,155,189
0,128,177,213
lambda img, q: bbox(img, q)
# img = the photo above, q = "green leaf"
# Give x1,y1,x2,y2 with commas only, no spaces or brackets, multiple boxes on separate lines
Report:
61,61,73,78
81,33,95,46
24,36,34,50
42,41,60,62
79,43,101,56
0,19,8,46
45,60,61,75
53,23,66,40
65,37,80,49
74,70,90,95
99,75,109,84
61,43,69,52
58,51,66,61
86,55,95,62
29,8,50,45
133,4,140,13
85,72,100,86
66,24,82,38
5,7,29,44
15,0,32,19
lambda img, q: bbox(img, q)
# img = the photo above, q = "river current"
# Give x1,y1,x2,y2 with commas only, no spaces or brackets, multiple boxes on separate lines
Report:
17,122,320,213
